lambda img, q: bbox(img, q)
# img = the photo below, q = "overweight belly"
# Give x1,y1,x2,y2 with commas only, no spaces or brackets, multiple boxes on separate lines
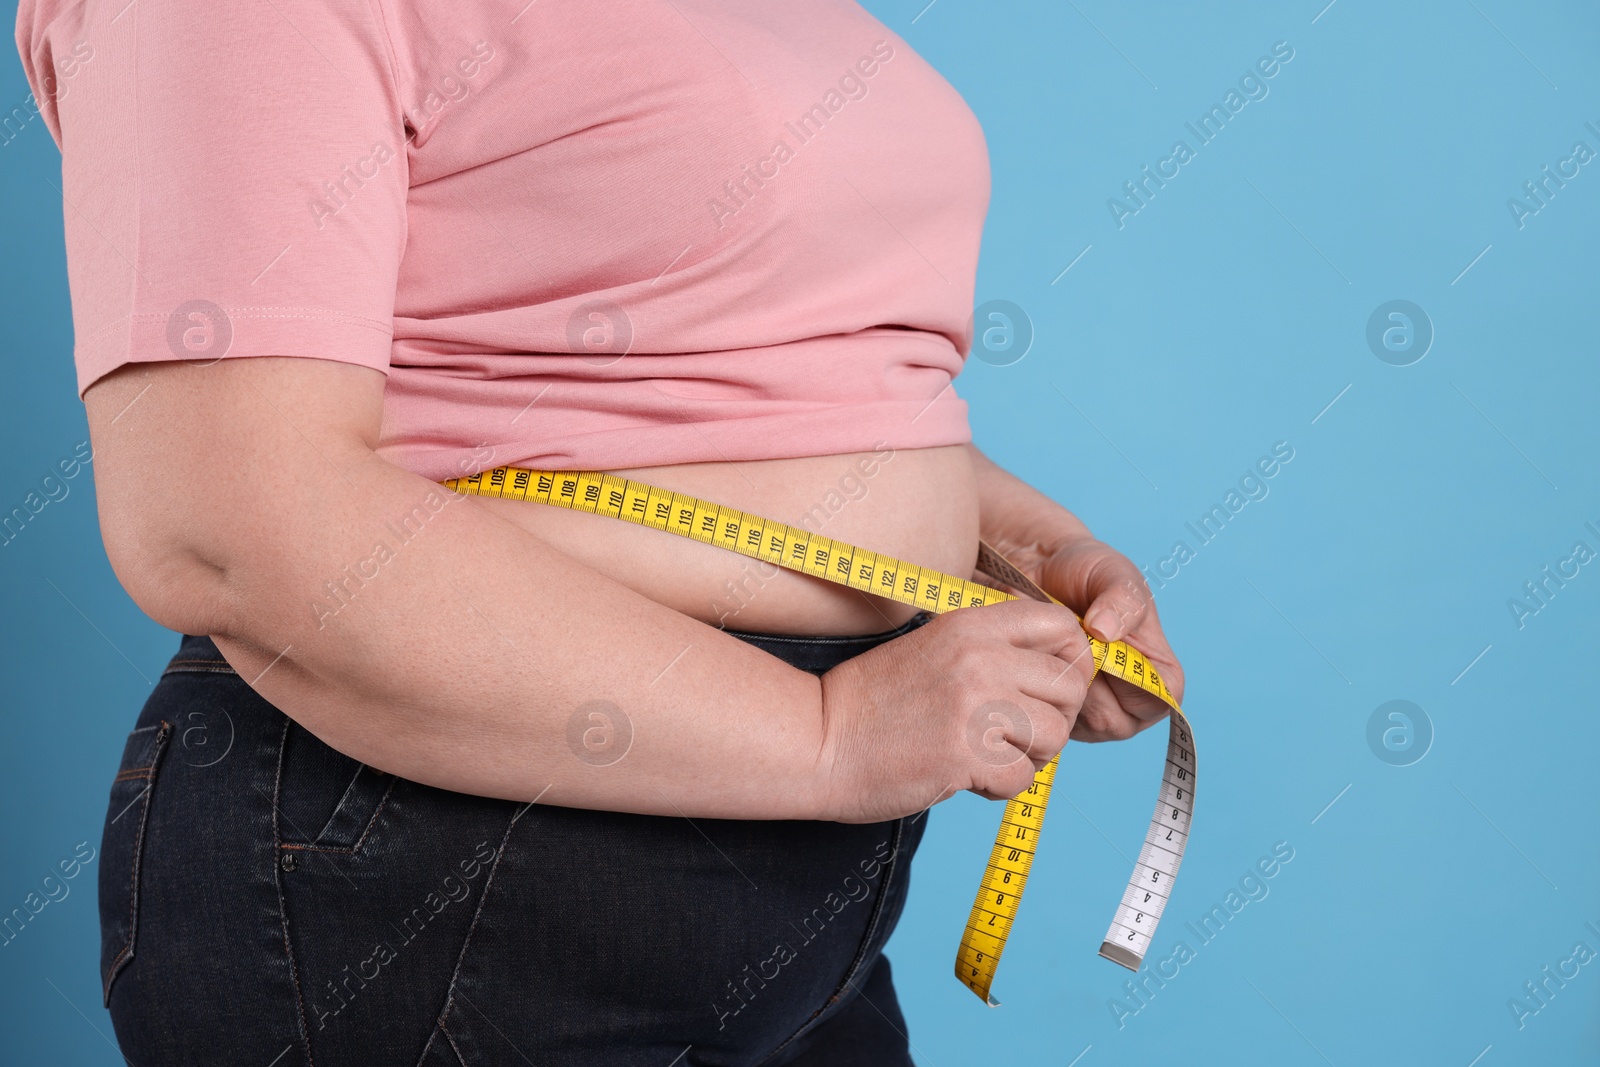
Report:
468,443,981,635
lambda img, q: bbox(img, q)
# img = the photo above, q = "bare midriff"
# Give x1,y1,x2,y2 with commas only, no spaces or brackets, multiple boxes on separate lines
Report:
467,443,982,636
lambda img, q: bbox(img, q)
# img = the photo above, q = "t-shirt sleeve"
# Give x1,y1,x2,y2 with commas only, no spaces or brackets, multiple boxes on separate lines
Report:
16,0,409,397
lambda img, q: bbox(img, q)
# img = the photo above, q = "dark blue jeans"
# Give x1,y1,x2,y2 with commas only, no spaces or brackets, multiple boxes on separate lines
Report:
99,612,933,1066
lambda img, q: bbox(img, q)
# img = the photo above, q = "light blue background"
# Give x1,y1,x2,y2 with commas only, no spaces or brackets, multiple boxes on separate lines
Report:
3,1,1596,1064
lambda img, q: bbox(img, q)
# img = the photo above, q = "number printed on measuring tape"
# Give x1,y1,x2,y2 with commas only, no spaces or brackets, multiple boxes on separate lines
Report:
443,465,1194,1006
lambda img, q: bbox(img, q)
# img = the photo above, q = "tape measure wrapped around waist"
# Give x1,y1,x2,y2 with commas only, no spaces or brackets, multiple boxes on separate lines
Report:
443,465,1194,1006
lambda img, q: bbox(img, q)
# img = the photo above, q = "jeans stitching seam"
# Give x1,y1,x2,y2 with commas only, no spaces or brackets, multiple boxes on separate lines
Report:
279,842,363,855
344,776,396,854
102,720,171,1008
439,1017,470,1066
755,815,909,1066
161,662,238,678
283,776,397,855
416,1023,444,1064
272,717,319,1067
313,766,370,846
414,809,519,1067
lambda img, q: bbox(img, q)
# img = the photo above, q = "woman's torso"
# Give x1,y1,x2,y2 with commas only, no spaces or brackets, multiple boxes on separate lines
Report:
378,2,992,618
413,2,990,634
470,445,980,634
22,0,995,610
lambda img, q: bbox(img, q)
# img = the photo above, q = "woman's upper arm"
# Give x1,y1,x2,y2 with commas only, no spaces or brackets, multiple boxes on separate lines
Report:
17,0,414,628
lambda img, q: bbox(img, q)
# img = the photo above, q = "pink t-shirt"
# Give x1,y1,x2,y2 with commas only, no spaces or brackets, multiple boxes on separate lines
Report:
16,0,990,480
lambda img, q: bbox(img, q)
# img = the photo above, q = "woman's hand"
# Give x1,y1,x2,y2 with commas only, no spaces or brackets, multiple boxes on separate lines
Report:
964,443,1185,744
1033,535,1185,742
815,599,1097,823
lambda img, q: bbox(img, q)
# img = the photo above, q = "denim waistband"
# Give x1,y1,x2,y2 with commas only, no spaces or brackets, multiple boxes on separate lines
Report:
718,611,933,674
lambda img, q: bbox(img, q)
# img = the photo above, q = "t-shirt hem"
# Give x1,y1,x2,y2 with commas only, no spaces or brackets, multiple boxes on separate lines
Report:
75,311,394,398
379,396,973,483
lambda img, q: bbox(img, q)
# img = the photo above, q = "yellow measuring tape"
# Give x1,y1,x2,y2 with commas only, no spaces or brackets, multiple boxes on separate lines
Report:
442,465,1193,1006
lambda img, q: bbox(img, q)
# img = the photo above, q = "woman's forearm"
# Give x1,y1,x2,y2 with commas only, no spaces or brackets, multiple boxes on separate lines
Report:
208,445,830,819
965,443,1167,655
87,359,828,821
965,443,1092,560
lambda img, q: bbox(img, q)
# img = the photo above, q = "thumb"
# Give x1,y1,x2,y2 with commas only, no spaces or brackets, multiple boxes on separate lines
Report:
1084,586,1143,643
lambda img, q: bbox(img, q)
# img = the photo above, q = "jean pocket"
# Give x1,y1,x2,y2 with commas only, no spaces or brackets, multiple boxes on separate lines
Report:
276,721,395,853
99,720,173,1007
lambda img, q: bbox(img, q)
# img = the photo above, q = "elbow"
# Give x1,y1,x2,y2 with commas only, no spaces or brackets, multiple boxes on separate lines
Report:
79,356,390,641
102,519,242,639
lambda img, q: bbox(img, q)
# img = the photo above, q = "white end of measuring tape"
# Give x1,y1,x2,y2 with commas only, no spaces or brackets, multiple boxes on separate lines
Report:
1098,942,1142,972
1095,714,1194,974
